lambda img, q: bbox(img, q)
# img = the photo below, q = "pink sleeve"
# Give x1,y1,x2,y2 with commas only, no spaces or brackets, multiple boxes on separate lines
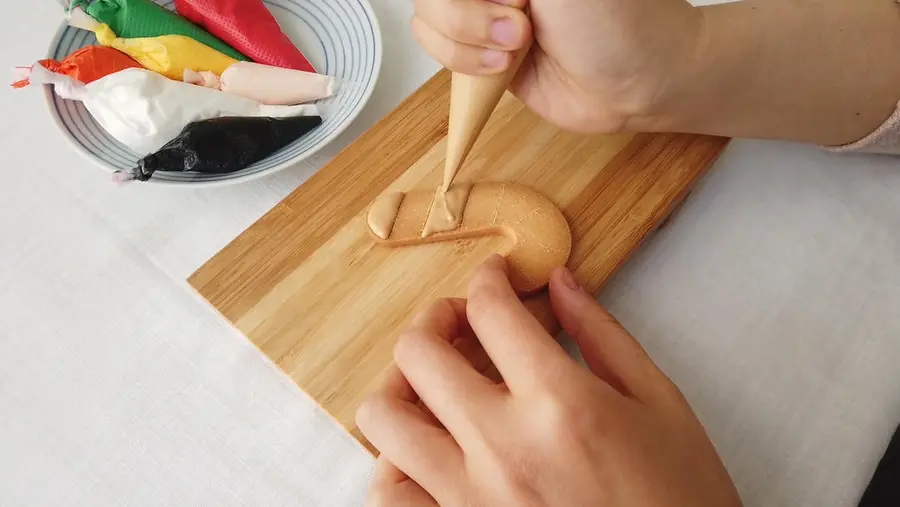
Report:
827,101,900,155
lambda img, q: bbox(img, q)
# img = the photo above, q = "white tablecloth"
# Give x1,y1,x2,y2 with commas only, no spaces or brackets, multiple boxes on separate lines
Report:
2,2,899,506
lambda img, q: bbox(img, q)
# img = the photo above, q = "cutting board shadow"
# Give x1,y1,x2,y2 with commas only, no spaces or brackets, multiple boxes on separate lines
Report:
188,69,730,453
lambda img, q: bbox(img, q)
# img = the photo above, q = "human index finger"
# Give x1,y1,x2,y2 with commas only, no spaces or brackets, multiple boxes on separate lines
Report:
465,254,573,393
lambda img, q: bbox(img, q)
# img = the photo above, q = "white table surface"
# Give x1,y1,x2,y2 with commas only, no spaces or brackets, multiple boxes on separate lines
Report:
2,2,900,506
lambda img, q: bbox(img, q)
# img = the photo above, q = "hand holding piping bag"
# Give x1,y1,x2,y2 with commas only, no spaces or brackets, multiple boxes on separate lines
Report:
413,0,699,137
438,2,531,198
412,0,900,148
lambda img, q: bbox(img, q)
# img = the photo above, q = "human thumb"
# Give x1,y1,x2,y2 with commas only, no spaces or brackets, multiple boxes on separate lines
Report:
548,267,676,405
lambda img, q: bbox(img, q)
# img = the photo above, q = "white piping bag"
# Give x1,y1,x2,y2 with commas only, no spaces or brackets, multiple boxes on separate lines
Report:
37,67,322,154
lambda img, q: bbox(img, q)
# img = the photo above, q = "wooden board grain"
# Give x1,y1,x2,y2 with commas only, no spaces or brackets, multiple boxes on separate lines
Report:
189,69,730,451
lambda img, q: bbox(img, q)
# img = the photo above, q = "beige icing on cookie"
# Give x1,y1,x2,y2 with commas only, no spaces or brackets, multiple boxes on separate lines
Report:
421,184,472,238
366,191,404,239
365,182,572,293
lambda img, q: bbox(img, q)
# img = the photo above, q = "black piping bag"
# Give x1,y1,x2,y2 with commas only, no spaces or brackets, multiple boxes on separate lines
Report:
113,115,322,182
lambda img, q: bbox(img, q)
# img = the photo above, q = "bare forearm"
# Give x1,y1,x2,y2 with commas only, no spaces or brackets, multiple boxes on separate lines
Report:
642,0,900,146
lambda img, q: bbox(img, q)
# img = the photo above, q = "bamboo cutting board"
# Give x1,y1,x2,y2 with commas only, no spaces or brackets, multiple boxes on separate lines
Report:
189,69,729,451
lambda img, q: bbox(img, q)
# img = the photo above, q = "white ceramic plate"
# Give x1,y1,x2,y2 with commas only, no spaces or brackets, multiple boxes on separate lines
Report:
45,0,382,186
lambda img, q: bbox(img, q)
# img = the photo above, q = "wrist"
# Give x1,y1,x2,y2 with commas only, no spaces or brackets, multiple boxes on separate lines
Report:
621,5,729,135
623,5,722,132
626,0,900,145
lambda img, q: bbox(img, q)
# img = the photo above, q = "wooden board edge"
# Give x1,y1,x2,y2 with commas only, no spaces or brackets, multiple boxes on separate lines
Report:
525,134,731,338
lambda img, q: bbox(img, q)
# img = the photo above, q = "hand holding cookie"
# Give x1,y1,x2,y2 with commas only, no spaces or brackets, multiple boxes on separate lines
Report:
356,254,744,507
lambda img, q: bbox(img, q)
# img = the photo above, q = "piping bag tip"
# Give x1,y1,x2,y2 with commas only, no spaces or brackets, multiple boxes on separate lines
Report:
328,79,359,97
111,169,138,183
313,103,340,121
66,5,100,32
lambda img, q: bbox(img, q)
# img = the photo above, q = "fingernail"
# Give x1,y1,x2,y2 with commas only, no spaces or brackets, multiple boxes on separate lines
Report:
560,267,581,292
491,18,516,46
480,253,509,278
484,253,506,268
481,49,507,68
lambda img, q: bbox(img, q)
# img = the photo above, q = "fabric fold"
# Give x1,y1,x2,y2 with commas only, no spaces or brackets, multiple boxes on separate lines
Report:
826,102,900,155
